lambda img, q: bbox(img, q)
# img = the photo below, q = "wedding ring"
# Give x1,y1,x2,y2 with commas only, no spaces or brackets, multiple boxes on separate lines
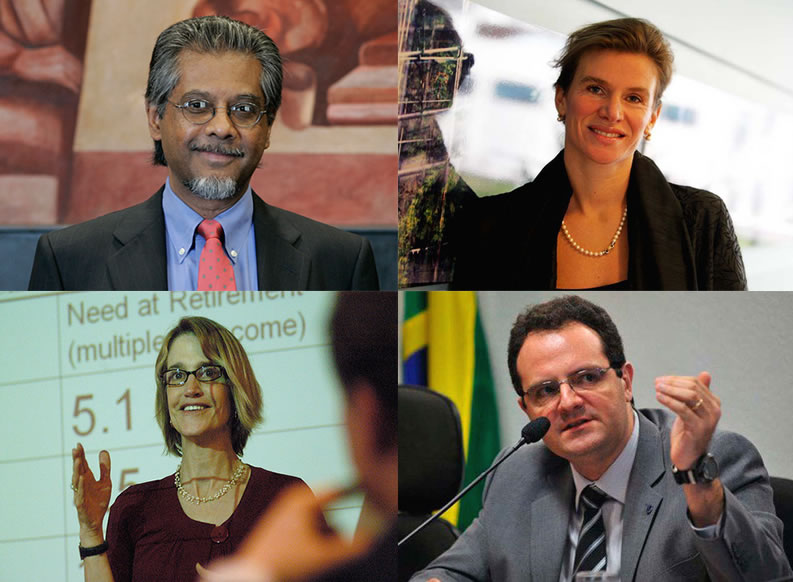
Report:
690,398,704,411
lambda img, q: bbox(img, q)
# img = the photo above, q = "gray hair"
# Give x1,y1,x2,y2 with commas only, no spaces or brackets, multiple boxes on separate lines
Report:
145,15,282,166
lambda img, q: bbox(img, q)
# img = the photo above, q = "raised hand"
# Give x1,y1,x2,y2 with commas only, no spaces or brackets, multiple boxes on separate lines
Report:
655,372,721,470
72,443,112,544
655,372,725,526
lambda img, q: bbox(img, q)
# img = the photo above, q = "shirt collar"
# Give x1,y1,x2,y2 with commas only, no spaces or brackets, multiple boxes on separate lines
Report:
571,408,640,509
162,177,254,264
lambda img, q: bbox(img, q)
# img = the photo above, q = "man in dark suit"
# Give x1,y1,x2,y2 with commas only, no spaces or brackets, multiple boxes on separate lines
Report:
28,15,379,291
412,296,791,581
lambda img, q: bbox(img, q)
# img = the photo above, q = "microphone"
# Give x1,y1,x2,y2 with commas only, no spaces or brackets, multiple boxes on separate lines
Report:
398,416,550,546
520,416,551,444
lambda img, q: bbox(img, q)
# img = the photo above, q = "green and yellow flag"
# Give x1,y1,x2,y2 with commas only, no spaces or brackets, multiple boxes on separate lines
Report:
402,291,500,529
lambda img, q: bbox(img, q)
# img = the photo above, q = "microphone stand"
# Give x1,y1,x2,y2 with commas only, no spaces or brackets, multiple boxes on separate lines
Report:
399,417,550,547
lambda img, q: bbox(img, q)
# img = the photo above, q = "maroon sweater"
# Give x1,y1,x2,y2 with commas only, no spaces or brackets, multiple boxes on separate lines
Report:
106,466,304,582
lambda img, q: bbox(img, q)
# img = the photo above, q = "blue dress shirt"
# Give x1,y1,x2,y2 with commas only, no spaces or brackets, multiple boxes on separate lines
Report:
162,178,258,290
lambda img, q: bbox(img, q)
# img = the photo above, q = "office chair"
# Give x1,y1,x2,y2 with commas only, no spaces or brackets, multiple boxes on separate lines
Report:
398,385,464,582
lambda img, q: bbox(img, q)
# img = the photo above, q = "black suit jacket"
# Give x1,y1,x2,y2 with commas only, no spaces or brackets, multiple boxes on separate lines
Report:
451,150,747,290
28,188,379,290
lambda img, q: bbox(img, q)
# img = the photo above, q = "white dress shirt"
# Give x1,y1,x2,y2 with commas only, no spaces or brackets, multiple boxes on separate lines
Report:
558,409,723,581
559,409,640,581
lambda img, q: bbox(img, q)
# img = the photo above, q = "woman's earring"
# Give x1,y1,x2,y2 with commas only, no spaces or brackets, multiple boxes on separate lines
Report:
557,114,565,122
644,130,652,141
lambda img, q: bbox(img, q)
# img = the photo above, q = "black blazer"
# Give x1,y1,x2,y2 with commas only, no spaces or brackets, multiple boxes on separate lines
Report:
451,150,747,290
28,188,379,290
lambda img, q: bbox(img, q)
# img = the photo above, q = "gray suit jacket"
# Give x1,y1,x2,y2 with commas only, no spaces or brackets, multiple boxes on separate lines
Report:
412,409,790,582
28,188,379,290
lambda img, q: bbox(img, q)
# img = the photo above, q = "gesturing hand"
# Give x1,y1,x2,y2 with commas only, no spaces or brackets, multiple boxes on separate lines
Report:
72,443,112,543
196,485,373,582
655,372,721,470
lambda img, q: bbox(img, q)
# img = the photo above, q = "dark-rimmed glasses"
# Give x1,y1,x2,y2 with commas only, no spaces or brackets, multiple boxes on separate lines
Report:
162,365,226,387
168,99,266,128
522,366,619,407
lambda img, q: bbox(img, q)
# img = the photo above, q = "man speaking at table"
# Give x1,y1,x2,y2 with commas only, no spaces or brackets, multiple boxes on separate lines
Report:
28,15,379,291
411,296,791,581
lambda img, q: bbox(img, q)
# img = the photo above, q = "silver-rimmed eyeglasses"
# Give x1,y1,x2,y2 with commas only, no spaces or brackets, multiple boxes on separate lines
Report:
168,99,266,128
162,365,226,387
522,366,620,407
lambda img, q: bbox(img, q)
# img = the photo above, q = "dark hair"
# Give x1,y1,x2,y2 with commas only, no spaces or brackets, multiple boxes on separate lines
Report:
331,291,397,452
553,17,674,106
155,316,262,456
145,15,282,166
507,295,626,396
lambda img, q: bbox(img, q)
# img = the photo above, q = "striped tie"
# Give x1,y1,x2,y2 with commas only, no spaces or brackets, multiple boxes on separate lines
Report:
573,484,609,576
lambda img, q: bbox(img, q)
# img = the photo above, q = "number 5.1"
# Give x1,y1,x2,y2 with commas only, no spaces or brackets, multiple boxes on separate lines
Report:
72,389,132,436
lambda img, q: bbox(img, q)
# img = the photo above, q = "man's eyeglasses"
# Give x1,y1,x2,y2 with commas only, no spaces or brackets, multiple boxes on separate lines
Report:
168,99,266,128
522,366,620,407
162,365,226,387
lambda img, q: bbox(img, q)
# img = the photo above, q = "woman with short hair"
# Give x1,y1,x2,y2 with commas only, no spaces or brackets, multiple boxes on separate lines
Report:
452,18,746,290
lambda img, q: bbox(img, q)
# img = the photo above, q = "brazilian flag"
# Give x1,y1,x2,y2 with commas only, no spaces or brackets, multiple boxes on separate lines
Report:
402,291,500,530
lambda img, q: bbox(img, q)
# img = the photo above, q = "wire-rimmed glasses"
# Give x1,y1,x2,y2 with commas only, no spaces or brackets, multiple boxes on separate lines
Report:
168,98,266,128
522,366,620,407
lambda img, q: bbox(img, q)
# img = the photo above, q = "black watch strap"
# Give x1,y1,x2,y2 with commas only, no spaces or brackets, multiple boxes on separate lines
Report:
672,464,698,484
672,453,718,484
79,541,108,559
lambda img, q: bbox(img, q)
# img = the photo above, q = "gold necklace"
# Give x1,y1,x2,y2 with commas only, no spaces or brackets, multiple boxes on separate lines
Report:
175,461,246,504
561,205,627,257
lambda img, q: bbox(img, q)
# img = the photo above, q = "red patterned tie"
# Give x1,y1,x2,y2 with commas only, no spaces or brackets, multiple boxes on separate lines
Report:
196,219,237,291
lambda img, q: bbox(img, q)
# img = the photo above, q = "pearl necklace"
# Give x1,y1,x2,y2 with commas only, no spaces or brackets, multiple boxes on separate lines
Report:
175,461,246,504
561,206,627,257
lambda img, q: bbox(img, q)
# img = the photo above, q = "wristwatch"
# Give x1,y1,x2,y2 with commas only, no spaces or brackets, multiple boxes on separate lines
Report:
672,453,719,484
79,540,108,559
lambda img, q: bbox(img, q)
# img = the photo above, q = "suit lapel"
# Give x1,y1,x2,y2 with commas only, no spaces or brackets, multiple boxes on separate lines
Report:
627,152,697,289
530,462,573,581
104,189,312,290
107,189,168,290
620,412,667,582
521,150,572,288
251,193,310,290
